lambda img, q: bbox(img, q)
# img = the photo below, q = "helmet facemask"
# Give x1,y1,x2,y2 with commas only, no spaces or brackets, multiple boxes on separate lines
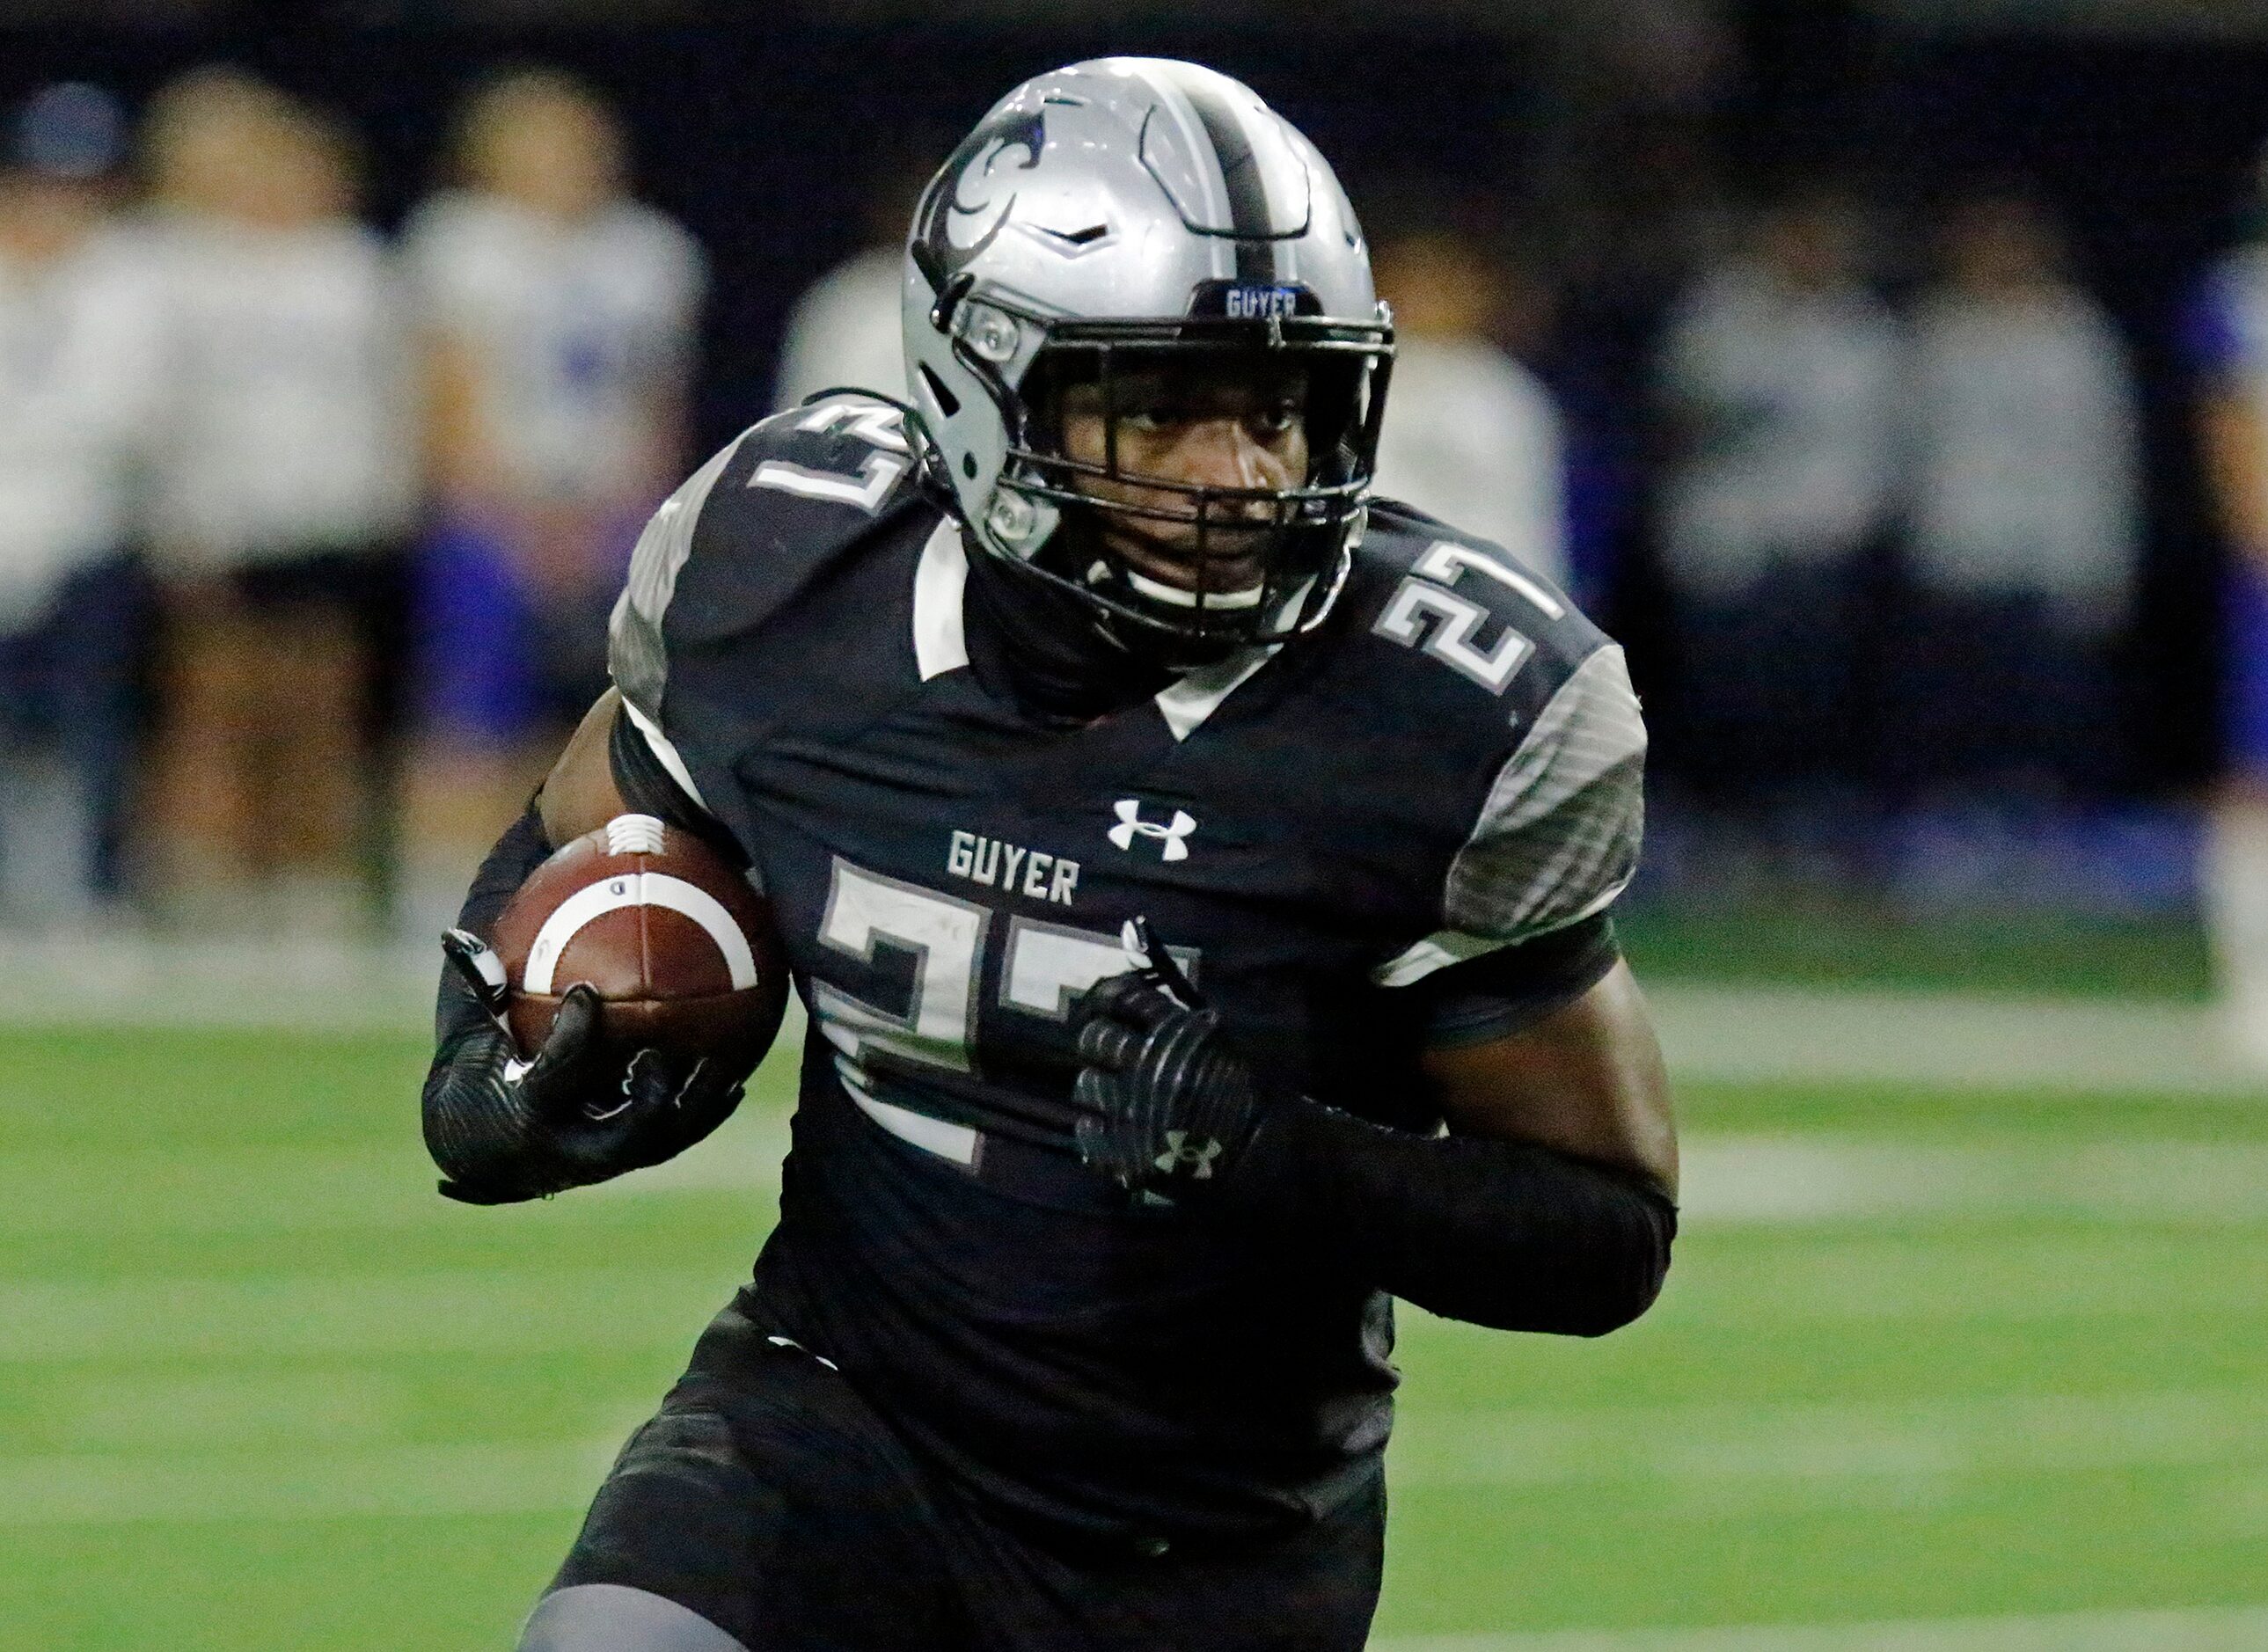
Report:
935,287,1394,669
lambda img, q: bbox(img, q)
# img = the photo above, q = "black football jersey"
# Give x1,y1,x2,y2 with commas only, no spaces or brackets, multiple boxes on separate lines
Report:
606,393,1647,1545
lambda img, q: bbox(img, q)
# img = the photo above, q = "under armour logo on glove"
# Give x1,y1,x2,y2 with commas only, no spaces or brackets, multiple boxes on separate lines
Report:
1153,1130,1223,1179
1069,955,1268,1200
1108,799,1196,861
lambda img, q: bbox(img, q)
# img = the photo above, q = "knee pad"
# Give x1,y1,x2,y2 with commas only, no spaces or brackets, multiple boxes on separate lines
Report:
518,1583,750,1652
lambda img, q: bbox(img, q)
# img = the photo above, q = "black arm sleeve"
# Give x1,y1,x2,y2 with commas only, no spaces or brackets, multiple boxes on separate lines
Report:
1231,1096,1675,1336
436,801,550,1029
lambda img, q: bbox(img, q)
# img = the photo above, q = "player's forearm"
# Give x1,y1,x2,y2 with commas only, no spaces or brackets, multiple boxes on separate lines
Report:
538,692,633,844
1232,1100,1676,1336
1072,961,1674,1334
1426,963,1679,1197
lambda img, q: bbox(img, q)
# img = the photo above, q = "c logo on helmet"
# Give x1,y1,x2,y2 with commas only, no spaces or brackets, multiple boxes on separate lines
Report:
915,108,1046,288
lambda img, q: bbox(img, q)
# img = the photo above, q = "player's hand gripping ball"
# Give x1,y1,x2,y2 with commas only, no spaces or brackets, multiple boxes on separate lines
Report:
428,815,788,1204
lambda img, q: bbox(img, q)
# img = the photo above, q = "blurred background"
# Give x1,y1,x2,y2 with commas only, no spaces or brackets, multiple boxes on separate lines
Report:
2,3,2265,1650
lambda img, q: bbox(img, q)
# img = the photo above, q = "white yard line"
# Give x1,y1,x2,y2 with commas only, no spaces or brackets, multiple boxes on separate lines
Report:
1386,1388,2268,1491
8,1388,2260,1523
0,933,435,1032
1678,1136,2268,1224
0,1439,616,1525
6,1129,2259,1239
0,1116,794,1237
0,1268,728,1363
1369,1603,2268,1652
1648,984,2261,1098
0,934,2260,1095
1,1241,2249,1363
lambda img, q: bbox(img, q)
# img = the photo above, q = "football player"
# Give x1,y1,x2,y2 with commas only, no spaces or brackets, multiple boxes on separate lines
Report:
424,58,1677,1652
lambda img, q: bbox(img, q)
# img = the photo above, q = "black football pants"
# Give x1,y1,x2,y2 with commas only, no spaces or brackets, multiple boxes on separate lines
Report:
524,1300,1385,1652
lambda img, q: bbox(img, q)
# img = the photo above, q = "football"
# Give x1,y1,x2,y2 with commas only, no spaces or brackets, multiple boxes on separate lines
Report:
489,813,789,1077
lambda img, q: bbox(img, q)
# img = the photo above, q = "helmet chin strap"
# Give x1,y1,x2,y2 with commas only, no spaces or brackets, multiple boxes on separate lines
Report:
976,495,1335,677
1110,564,1267,611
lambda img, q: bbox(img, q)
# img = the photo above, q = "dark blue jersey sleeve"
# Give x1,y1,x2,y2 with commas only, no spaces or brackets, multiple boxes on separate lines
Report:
1409,912,1622,1047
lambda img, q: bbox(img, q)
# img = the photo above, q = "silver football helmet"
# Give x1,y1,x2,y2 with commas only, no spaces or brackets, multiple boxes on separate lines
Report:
902,57,1394,656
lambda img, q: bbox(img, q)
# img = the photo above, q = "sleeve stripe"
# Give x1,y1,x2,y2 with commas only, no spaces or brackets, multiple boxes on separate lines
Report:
1372,882,1628,990
1440,642,1646,946
607,430,750,723
1372,928,1511,989
619,697,711,811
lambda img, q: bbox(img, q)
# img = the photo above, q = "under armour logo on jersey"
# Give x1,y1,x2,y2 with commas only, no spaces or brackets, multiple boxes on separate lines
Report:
1154,1130,1221,1178
1108,800,1196,861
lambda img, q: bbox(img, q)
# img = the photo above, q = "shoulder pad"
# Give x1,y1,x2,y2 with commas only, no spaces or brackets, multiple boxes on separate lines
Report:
736,392,923,515
1349,501,1607,727
1438,640,1644,950
611,394,928,722
1348,505,1647,968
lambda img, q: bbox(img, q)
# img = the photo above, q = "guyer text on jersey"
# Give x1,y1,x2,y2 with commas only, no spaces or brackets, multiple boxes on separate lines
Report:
947,830,1081,906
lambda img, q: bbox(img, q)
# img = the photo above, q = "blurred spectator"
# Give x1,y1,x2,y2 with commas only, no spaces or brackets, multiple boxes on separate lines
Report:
774,241,899,411
772,154,930,410
135,69,413,932
1886,186,2140,803
401,67,704,932
0,84,162,930
2190,151,2268,1064
1371,230,1569,584
1654,186,1898,826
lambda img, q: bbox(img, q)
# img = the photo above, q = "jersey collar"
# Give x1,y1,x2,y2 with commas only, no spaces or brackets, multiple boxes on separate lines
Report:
912,516,971,681
911,514,1279,740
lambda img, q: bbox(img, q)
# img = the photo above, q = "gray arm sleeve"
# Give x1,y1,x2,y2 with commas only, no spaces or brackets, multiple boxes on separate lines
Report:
1374,643,1646,988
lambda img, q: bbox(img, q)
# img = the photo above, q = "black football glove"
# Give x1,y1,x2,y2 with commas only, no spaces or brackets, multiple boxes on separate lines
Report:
421,928,745,1205
1070,947,1270,1198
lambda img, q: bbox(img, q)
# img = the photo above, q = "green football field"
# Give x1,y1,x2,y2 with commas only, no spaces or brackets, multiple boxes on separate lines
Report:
3,1023,2264,1650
